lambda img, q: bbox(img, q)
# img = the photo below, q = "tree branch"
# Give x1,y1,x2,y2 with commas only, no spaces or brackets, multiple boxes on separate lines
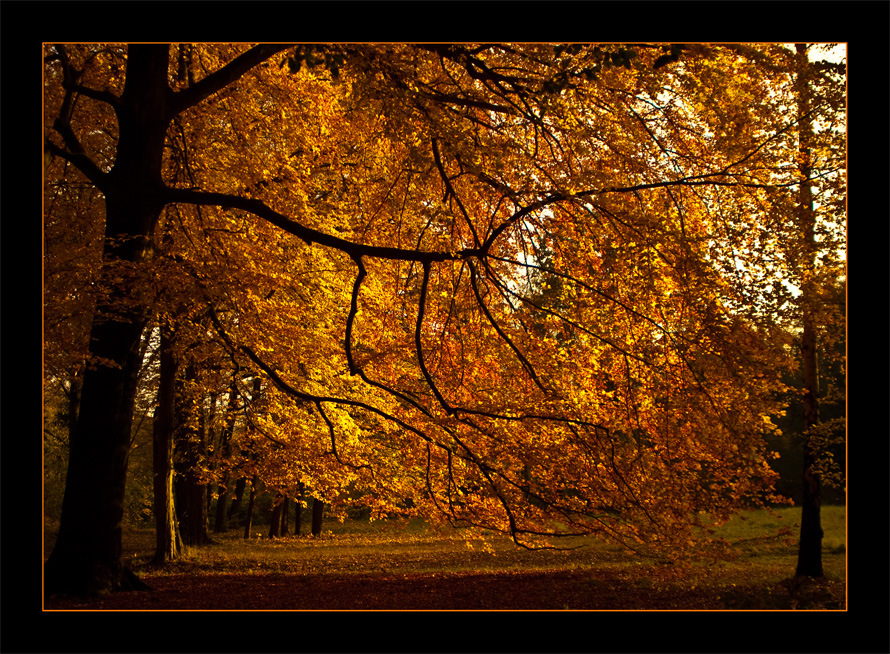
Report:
164,187,483,264
415,262,454,415
169,44,293,117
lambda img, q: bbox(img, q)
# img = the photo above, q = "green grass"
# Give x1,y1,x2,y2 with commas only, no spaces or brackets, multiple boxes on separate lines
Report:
45,505,846,609
122,505,845,582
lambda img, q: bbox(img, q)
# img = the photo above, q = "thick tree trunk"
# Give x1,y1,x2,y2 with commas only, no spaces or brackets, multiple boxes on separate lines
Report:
45,314,151,595
45,45,172,596
794,43,824,579
152,327,183,564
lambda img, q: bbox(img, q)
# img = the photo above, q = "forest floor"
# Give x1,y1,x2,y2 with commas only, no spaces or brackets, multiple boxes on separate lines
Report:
43,507,846,611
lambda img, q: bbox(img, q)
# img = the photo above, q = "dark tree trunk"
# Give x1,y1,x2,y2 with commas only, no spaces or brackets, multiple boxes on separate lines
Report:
228,477,247,521
311,497,325,536
244,476,258,539
269,493,284,539
65,370,81,443
174,365,212,547
213,385,239,533
280,497,289,536
794,43,824,579
152,326,183,564
797,315,824,577
215,483,230,533
44,45,172,597
294,483,305,536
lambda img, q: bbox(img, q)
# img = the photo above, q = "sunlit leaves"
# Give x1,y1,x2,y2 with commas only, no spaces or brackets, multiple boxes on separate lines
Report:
44,43,844,560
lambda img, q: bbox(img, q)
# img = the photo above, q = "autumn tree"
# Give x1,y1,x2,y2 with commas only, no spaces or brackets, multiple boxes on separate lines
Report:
659,43,846,577
44,43,844,597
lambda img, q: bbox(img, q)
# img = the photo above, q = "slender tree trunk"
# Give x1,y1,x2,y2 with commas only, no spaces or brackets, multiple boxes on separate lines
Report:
244,476,258,539
213,384,239,533
794,43,824,579
294,483,305,536
174,365,212,546
44,45,172,596
228,477,247,521
269,492,284,538
215,482,230,532
280,497,289,536
311,497,325,536
152,326,183,564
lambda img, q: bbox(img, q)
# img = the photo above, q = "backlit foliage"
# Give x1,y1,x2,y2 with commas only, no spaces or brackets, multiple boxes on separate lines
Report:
44,43,845,559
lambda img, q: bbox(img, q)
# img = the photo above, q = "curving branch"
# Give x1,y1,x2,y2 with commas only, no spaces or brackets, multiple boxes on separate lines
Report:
467,259,547,393
164,187,483,264
314,400,371,471
415,261,454,415
169,44,293,118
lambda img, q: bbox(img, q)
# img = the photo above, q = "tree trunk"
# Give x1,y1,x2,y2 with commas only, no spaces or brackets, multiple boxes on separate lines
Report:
44,45,172,597
215,482,230,533
793,43,824,579
213,385,239,533
269,492,284,538
280,497,289,536
244,476,258,539
311,497,325,536
294,483,305,535
152,326,183,564
65,370,81,443
228,477,247,521
45,314,151,596
174,364,212,547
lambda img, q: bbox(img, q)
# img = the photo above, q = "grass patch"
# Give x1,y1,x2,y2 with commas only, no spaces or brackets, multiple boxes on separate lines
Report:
46,506,846,610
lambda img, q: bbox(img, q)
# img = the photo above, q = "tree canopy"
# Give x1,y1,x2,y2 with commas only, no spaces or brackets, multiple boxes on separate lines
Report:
43,43,845,595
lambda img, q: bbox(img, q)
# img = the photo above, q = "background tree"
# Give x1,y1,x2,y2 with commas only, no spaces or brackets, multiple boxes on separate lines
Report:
668,42,845,577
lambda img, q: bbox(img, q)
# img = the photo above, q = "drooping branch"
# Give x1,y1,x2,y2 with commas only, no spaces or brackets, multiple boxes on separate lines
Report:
415,261,454,415
431,138,481,248
314,400,371,471
467,259,547,393
164,187,483,264
344,255,366,377
206,304,452,457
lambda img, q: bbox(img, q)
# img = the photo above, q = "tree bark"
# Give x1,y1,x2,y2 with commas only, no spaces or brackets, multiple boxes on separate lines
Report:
44,45,171,597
